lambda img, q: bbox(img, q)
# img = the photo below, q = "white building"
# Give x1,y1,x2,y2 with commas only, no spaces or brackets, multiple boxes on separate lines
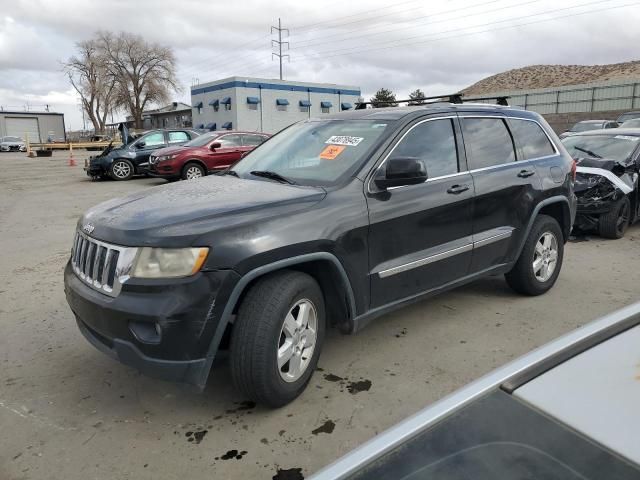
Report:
190,77,361,134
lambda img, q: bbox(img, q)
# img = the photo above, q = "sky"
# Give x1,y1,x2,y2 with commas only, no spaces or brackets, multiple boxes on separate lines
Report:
0,0,638,130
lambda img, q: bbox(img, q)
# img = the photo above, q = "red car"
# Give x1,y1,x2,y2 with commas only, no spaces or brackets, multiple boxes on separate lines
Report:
148,131,270,180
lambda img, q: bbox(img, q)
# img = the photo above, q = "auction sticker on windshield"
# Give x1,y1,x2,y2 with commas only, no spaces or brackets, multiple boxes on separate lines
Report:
325,135,364,146
320,145,346,160
615,135,640,141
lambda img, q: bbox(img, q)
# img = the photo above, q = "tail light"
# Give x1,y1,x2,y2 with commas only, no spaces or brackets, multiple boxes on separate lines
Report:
571,159,577,181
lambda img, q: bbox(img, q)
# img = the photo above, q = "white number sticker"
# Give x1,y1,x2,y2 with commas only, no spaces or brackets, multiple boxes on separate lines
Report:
325,135,364,146
615,135,639,141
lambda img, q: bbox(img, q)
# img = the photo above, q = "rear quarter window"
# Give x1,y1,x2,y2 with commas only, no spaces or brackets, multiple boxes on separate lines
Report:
509,119,556,160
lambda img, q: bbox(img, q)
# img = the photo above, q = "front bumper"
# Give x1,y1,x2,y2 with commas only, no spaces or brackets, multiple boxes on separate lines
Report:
0,145,26,152
149,162,179,178
64,261,239,386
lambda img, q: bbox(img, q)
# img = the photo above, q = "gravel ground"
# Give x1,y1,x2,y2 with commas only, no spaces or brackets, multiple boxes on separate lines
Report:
1,151,638,480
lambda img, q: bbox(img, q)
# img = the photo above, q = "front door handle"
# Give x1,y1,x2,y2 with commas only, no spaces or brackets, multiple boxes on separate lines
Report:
447,184,470,194
517,169,536,178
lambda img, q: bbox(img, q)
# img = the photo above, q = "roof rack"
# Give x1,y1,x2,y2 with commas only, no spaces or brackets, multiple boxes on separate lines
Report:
354,93,510,110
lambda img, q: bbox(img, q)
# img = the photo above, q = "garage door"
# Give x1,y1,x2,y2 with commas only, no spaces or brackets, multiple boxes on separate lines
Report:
6,117,40,143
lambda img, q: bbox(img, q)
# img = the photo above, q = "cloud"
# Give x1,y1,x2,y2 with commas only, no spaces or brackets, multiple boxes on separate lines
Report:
1,0,638,129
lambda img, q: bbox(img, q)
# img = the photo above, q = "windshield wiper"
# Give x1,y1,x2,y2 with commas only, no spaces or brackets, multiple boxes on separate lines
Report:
221,169,239,177
250,170,296,185
573,146,602,158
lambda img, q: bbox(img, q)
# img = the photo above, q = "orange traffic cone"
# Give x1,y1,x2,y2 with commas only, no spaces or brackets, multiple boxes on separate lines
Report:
68,142,77,166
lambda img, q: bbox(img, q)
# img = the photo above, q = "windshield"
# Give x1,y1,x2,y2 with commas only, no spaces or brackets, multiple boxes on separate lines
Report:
231,120,390,185
562,134,639,160
617,112,640,123
184,131,222,147
621,119,640,128
3,136,23,142
570,122,603,132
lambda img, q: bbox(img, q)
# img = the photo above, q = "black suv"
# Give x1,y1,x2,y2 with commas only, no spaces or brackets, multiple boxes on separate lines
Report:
65,102,576,406
86,129,201,180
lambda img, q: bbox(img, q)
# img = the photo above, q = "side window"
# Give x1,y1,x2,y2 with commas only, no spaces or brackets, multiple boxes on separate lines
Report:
390,119,459,178
168,131,189,143
242,134,266,147
509,119,555,160
140,132,165,147
462,118,515,169
217,135,242,147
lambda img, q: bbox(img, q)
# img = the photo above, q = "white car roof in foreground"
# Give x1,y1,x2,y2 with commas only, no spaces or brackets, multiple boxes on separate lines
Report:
310,301,640,480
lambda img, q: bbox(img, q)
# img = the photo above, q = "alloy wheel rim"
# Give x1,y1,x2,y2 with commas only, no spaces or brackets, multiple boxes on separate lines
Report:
532,231,558,282
113,162,130,178
186,166,202,179
277,299,318,383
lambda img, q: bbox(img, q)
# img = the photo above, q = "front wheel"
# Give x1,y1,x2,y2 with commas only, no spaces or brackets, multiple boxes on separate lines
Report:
505,215,564,296
182,162,205,180
110,159,134,181
230,270,325,407
598,196,630,239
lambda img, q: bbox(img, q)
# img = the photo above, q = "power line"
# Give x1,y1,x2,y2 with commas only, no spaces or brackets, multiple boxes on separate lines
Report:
291,0,536,50
179,33,271,74
291,0,623,60
271,18,290,80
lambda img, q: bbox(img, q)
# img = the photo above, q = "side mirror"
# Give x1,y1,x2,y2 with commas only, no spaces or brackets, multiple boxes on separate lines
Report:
210,141,222,151
136,141,146,148
374,157,427,190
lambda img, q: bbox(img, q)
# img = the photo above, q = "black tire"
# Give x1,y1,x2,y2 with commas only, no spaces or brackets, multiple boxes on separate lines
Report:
181,162,205,180
598,196,630,239
230,270,326,408
505,214,564,296
110,159,134,181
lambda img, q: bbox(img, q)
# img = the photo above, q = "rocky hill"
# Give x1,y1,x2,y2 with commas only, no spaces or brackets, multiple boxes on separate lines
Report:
463,60,640,95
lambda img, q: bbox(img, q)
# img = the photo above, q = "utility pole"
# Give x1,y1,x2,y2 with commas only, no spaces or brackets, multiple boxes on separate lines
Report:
271,18,289,80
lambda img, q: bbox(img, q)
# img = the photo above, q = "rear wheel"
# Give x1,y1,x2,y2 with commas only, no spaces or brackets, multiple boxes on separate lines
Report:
110,159,134,181
599,196,630,239
505,215,564,296
230,270,325,407
182,162,205,180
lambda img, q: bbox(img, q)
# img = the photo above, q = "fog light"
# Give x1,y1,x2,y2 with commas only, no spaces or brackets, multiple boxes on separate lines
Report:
129,320,162,344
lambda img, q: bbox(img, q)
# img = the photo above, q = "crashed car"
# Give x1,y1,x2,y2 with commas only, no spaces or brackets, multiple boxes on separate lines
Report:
0,136,27,152
562,128,640,238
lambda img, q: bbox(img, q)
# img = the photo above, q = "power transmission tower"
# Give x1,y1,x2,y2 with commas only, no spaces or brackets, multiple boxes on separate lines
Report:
271,18,289,80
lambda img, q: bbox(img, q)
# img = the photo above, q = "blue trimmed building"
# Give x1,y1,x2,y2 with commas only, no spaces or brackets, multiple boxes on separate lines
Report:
190,76,361,134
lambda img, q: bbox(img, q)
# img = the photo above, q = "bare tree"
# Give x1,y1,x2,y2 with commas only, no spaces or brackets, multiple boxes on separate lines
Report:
64,40,116,134
97,31,180,129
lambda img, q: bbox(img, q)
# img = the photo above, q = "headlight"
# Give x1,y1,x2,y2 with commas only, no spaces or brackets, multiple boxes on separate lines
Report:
131,247,209,278
159,154,177,162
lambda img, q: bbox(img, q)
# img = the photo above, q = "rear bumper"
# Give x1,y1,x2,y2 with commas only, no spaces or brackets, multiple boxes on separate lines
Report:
64,261,240,386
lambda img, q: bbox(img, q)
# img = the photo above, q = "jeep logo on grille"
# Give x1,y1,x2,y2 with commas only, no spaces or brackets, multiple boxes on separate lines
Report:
83,223,95,234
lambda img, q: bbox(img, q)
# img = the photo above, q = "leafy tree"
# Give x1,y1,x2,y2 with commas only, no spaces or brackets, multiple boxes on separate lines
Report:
370,88,398,108
408,88,427,105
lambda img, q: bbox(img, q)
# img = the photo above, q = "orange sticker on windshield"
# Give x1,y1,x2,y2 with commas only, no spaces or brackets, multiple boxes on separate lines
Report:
320,144,345,160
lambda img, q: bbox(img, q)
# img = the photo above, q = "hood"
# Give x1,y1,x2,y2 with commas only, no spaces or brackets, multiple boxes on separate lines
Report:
1,140,25,145
80,175,326,246
153,145,188,157
575,157,628,174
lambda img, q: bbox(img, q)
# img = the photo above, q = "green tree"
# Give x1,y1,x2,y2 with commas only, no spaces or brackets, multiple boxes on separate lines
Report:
370,88,398,108
408,88,426,105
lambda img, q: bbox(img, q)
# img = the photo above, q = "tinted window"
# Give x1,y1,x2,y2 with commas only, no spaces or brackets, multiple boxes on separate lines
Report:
139,132,165,147
243,134,266,146
390,119,458,177
218,135,242,147
572,122,603,132
168,131,189,143
184,132,222,147
510,119,555,160
462,118,515,169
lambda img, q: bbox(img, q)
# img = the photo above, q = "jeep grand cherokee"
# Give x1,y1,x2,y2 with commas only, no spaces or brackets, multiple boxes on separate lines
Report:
64,102,576,407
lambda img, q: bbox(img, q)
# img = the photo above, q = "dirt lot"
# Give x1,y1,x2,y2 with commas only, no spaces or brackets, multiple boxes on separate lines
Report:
1,151,638,480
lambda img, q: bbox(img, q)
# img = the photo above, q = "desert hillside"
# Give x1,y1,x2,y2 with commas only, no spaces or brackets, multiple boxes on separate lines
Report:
463,60,640,95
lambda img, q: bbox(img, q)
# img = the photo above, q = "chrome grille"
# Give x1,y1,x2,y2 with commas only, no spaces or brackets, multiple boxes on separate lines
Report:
70,231,135,297
149,154,159,165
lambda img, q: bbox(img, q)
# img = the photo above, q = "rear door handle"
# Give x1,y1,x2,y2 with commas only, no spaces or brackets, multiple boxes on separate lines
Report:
517,169,536,178
447,184,470,194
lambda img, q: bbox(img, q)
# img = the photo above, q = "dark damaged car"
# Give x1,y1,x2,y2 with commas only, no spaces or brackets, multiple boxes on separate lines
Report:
562,128,640,238
65,102,576,407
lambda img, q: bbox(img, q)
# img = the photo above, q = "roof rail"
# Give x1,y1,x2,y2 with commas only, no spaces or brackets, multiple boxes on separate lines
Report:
354,93,509,110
